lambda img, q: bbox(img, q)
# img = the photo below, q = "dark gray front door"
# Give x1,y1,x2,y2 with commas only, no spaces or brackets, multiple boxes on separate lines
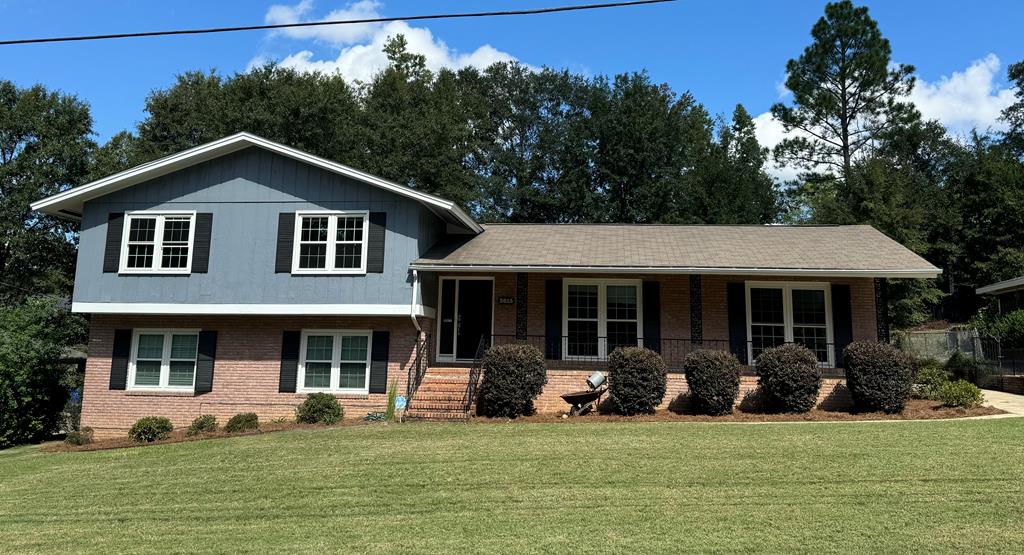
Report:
455,280,493,359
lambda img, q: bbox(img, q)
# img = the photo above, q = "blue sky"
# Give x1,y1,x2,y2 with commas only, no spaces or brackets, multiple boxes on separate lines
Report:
2,0,1022,179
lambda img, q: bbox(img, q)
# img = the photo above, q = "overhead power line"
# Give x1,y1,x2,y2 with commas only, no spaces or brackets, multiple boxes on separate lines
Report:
0,0,675,46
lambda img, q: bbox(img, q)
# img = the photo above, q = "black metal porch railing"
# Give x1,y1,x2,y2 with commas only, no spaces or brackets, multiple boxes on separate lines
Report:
405,333,431,408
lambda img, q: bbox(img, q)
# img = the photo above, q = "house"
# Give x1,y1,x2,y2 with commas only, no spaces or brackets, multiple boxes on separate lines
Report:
977,276,1024,314
32,133,941,433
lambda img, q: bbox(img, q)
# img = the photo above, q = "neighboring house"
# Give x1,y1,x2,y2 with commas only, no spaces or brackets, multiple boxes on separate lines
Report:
32,133,941,433
977,276,1024,314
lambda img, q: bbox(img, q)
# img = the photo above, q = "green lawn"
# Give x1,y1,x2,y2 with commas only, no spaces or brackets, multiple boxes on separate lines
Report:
2,419,1024,554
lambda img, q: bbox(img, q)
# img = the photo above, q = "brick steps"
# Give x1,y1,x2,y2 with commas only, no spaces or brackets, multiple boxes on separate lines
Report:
404,367,478,422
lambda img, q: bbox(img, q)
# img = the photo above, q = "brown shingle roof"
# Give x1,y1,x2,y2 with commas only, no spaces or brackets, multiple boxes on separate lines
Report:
412,224,940,277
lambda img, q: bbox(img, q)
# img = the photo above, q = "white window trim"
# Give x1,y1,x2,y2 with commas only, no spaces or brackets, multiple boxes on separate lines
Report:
291,210,369,275
298,330,373,394
562,278,643,360
745,281,834,367
127,328,201,392
119,211,197,274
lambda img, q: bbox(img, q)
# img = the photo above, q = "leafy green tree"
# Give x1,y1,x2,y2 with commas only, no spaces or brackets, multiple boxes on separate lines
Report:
0,80,94,305
1002,60,1024,157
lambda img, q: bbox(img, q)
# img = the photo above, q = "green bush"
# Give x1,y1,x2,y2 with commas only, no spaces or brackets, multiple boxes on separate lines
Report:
128,417,173,443
755,344,822,413
945,351,980,383
938,380,984,408
224,412,259,433
913,359,950,400
843,342,914,413
608,346,667,415
296,393,343,424
974,308,1024,347
186,414,218,436
478,344,547,418
682,350,741,415
64,427,93,446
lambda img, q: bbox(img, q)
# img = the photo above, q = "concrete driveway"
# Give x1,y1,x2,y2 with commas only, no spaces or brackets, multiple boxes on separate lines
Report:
981,389,1024,416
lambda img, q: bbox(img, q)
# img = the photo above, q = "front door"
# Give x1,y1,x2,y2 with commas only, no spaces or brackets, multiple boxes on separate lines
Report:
437,278,493,361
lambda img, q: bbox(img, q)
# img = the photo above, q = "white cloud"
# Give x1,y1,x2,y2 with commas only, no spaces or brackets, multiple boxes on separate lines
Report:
254,1,521,82
754,54,1017,182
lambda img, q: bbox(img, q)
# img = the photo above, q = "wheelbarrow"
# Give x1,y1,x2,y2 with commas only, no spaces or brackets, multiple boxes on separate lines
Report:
560,371,607,416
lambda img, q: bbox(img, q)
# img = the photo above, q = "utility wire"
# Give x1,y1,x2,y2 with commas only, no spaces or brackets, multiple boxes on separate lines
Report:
0,0,674,46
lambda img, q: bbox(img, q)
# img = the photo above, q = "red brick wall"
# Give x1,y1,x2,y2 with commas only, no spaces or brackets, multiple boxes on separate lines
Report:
82,314,430,437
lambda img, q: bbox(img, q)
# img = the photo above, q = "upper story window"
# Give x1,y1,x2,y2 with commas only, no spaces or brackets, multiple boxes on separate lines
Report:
292,211,368,274
746,282,834,366
119,211,196,274
128,329,199,391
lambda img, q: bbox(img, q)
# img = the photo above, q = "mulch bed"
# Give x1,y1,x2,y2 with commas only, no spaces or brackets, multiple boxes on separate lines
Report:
474,399,1006,424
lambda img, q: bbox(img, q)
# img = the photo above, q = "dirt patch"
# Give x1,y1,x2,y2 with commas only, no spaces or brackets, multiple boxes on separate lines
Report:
473,399,1005,424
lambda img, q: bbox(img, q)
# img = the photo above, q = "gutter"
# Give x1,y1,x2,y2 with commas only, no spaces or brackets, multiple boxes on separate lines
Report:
410,269,422,335
407,264,942,279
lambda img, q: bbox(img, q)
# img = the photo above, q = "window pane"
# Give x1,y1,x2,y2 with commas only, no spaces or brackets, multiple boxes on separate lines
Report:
134,360,161,386
607,321,638,354
126,244,154,268
793,289,827,326
794,326,829,363
750,288,784,324
305,336,334,361
567,285,598,320
298,244,327,269
136,334,164,359
168,360,195,386
170,334,198,359
161,246,190,269
304,362,331,388
128,218,156,242
336,216,364,242
751,324,785,360
567,320,598,357
340,335,368,361
334,244,362,269
300,217,329,242
162,218,191,242
338,362,366,389
606,285,638,320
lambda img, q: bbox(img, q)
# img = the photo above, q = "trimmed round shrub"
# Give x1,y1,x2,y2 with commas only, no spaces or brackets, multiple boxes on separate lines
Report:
683,350,741,415
296,393,344,424
64,427,94,446
945,351,980,383
938,380,984,408
128,416,173,443
755,344,822,413
913,359,950,400
224,412,259,433
478,344,547,418
608,346,667,415
843,341,913,414
186,414,218,436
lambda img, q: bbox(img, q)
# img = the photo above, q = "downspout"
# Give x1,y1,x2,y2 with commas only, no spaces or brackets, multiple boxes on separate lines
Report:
410,269,422,336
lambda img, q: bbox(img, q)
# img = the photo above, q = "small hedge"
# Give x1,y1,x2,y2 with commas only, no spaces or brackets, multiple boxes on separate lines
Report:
843,341,913,413
913,359,950,400
945,351,980,383
683,350,741,415
186,415,218,436
224,412,259,433
608,346,667,415
64,427,94,446
478,344,547,418
938,380,984,408
296,393,344,424
755,344,822,413
128,416,173,443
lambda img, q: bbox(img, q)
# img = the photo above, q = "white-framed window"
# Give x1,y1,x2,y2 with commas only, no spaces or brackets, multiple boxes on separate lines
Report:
292,211,369,274
563,279,643,360
128,329,200,391
298,330,373,393
119,211,197,274
745,282,834,366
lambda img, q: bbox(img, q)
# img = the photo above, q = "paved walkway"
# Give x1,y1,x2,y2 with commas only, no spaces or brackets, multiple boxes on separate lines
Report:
981,389,1024,416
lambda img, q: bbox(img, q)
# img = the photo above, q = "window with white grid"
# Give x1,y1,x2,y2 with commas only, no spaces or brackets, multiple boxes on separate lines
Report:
120,212,196,273
292,211,368,274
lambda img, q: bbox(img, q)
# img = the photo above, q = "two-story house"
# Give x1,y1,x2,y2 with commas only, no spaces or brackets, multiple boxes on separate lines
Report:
32,133,940,434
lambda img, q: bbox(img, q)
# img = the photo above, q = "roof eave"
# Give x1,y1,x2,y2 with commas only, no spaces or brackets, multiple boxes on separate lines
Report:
977,276,1024,295
408,263,941,279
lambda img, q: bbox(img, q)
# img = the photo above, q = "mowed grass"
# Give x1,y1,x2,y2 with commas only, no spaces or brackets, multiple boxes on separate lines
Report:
2,419,1024,554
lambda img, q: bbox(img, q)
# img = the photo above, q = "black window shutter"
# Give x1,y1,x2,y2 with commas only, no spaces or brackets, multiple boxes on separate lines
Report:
642,281,661,352
367,212,386,273
545,279,562,359
195,330,218,394
369,331,390,393
275,213,295,274
726,283,748,364
103,213,124,273
279,331,301,393
831,284,853,367
109,328,132,390
191,213,213,273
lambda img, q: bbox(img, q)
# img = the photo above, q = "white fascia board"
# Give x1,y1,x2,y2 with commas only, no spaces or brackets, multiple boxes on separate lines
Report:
408,264,942,279
73,302,436,318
